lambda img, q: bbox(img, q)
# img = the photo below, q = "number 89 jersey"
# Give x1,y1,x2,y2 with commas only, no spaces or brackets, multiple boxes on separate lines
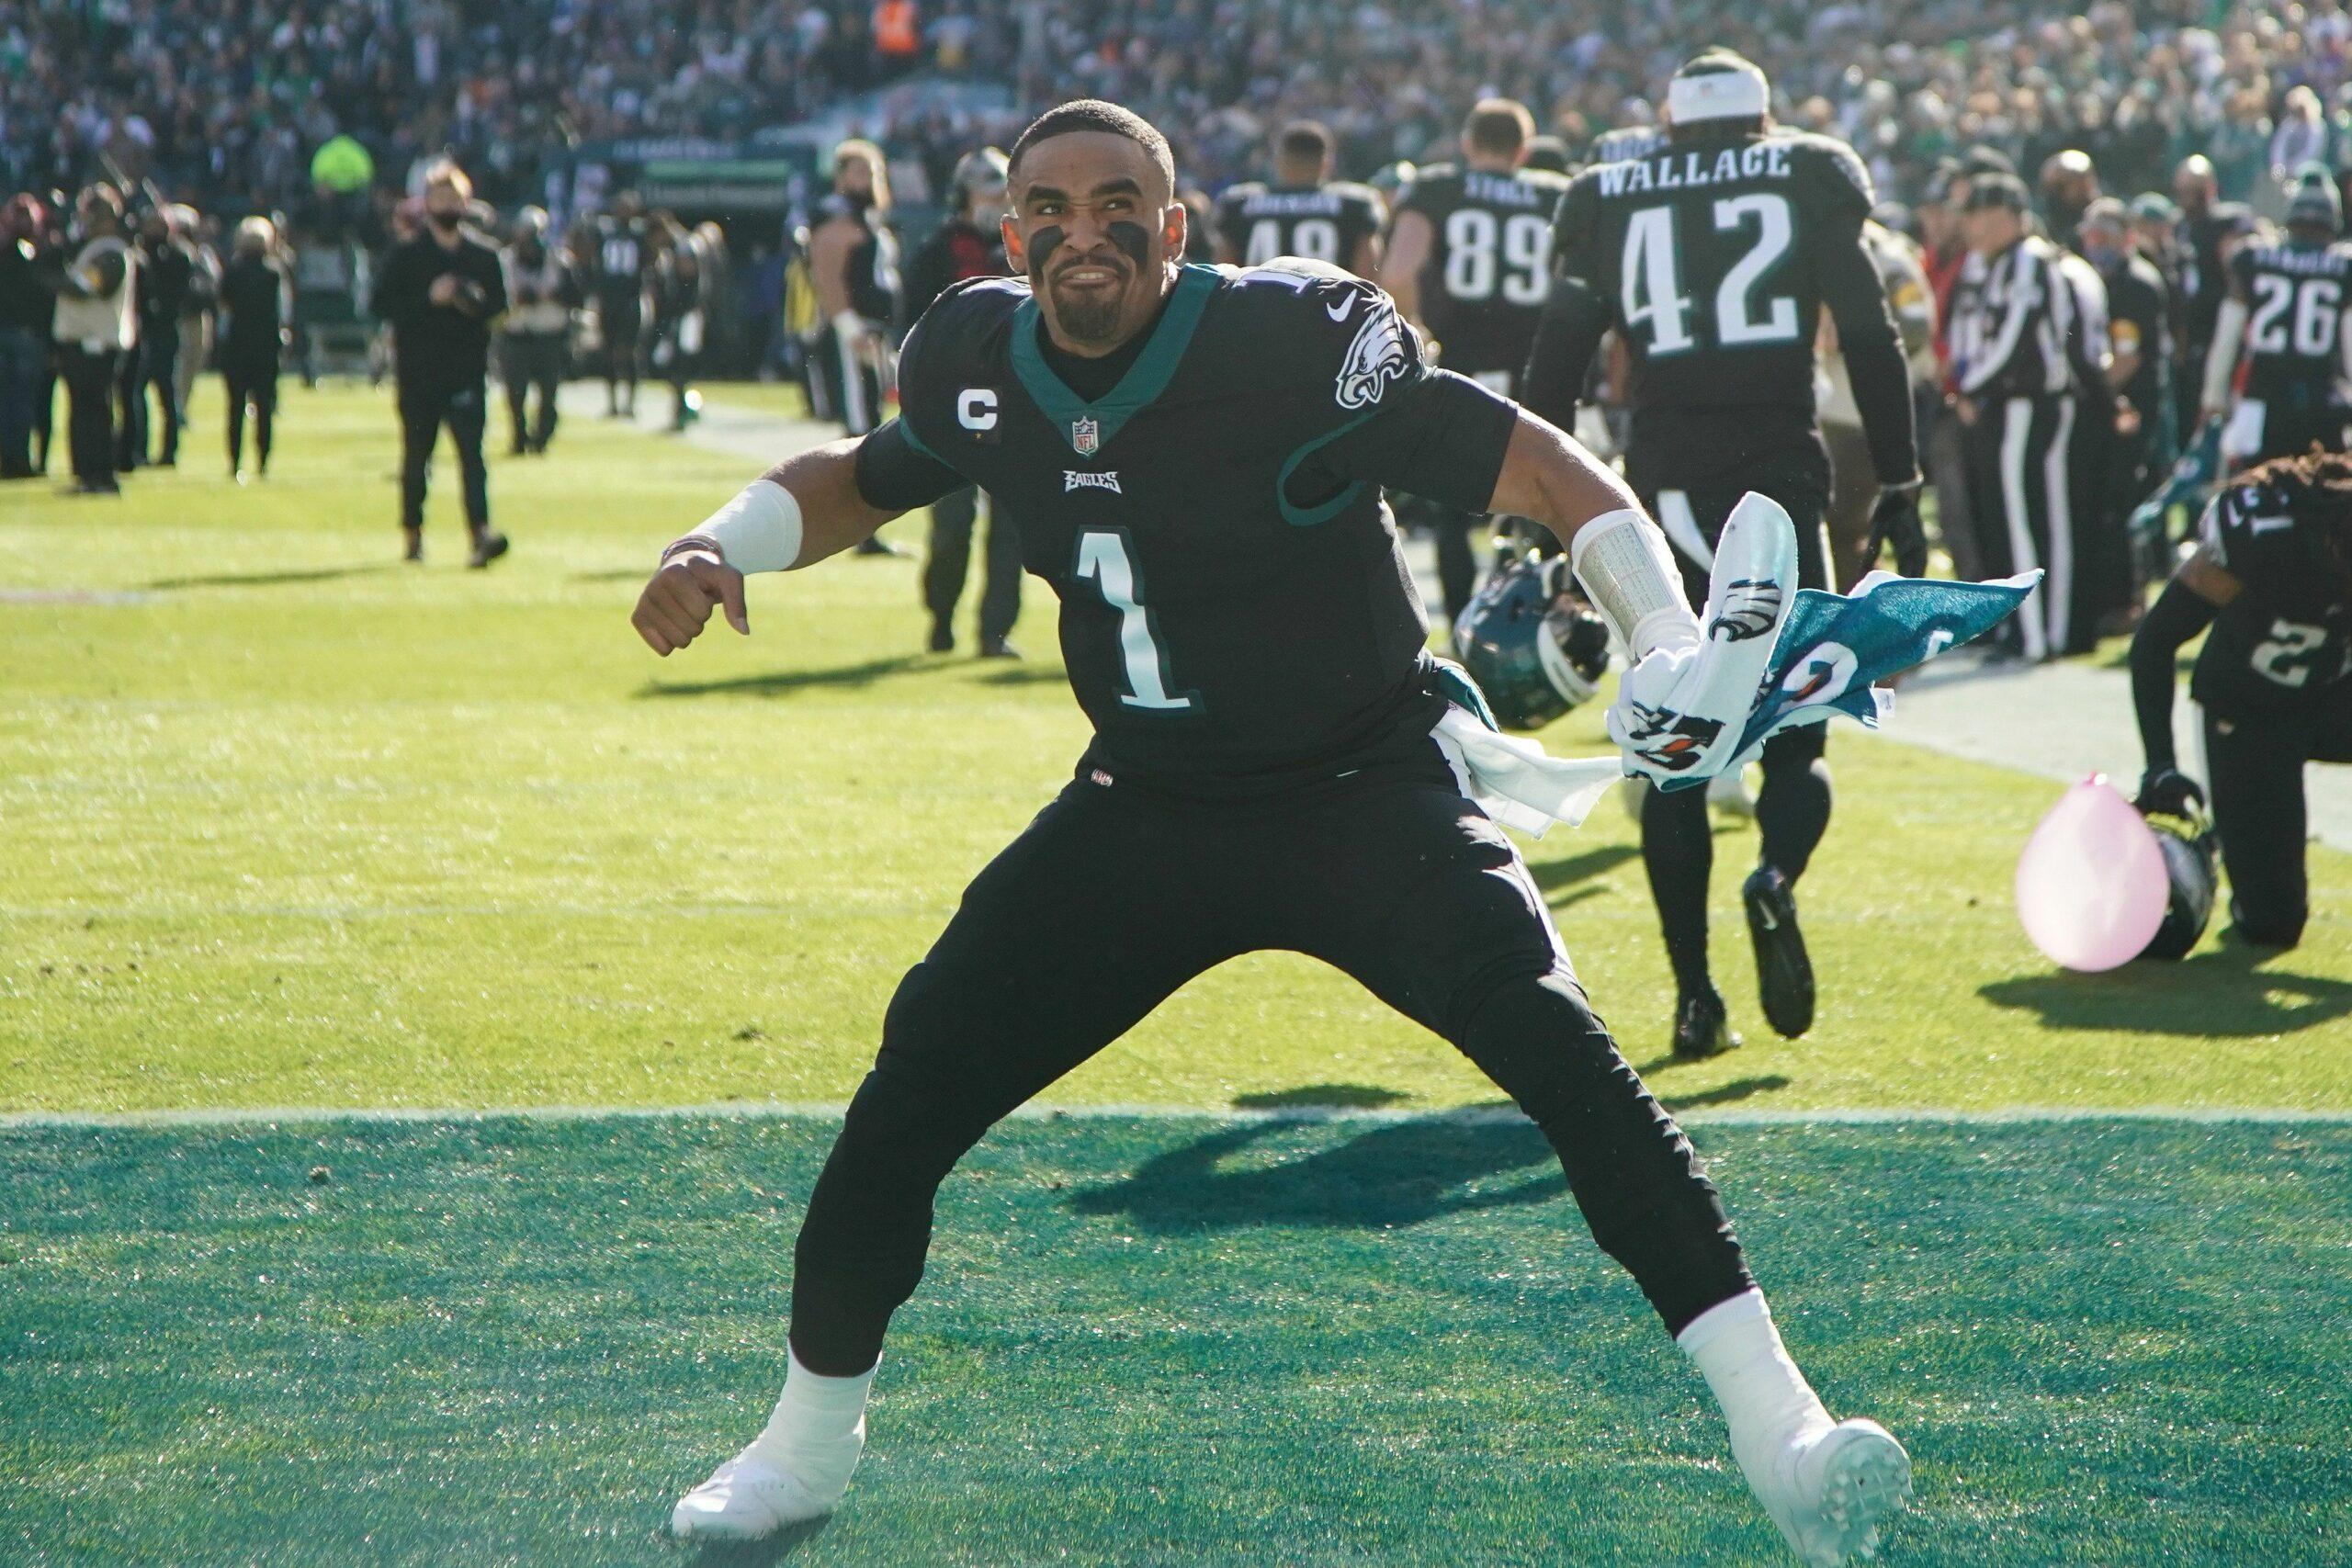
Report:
1394,164,1571,386
2192,479,2352,716
1550,130,1874,429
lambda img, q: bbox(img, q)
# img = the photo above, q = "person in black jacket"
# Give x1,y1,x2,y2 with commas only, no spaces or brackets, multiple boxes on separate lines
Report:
123,205,198,468
0,194,54,479
371,162,509,567
903,146,1023,656
218,216,290,480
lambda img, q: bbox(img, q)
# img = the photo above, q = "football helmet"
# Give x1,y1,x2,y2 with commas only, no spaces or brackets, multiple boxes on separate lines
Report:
2136,780,2219,961
1451,550,1611,730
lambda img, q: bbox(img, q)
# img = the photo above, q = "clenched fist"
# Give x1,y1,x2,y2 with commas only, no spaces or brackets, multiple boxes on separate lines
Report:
633,547,750,655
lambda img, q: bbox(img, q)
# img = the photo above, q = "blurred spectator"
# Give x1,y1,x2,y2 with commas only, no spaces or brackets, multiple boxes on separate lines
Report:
52,185,135,497
124,204,201,467
219,215,291,480
371,162,507,566
0,195,52,479
499,207,577,454
905,145,1023,658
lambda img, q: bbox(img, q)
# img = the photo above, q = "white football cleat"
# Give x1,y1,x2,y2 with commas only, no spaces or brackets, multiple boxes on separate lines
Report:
670,1447,849,1542
1752,1417,1913,1566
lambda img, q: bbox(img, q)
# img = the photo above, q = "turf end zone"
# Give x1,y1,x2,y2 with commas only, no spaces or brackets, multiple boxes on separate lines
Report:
5,1109,2347,1565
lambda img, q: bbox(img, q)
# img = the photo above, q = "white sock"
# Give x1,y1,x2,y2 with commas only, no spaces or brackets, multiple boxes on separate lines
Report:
1677,1289,1831,1485
741,1348,876,1497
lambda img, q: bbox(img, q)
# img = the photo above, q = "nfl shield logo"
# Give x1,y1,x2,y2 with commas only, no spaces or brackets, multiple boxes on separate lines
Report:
1072,416,1100,456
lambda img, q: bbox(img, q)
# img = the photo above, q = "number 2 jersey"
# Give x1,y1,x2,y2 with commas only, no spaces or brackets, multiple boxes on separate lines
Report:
2193,478,2352,716
1392,164,1570,387
854,261,1520,794
1537,130,1915,489
1214,181,1385,272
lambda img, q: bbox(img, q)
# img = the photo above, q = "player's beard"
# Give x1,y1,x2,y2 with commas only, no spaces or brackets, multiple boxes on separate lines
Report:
1050,269,1129,344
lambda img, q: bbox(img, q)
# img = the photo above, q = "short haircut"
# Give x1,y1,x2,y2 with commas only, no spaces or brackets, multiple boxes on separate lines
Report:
1008,99,1176,195
1275,119,1333,167
1464,98,1535,158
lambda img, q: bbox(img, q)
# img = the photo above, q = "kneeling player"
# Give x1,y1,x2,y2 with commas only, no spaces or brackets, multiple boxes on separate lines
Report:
2132,450,2352,947
634,100,1911,1565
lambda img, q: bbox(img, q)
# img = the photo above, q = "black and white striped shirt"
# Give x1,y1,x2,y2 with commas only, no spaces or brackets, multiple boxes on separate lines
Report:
1952,236,2077,399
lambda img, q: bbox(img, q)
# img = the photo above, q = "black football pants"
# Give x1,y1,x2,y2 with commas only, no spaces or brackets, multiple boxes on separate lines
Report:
397,379,490,531
922,487,1023,646
2205,695,2352,949
1631,447,1838,998
502,331,564,453
788,749,1754,1374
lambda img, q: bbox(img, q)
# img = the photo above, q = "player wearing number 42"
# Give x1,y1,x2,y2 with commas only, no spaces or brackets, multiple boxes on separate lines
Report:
636,97,1915,1567
1524,48,1925,1062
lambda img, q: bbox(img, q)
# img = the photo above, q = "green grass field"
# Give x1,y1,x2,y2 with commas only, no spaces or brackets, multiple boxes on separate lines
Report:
5,384,2350,1563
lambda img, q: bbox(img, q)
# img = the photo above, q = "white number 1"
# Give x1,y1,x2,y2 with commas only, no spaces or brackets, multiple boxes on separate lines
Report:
1075,530,1196,711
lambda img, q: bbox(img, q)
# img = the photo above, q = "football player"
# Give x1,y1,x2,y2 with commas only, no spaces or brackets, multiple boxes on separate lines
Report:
1382,99,1573,622
2132,449,2352,949
2199,169,2352,468
589,192,653,420
1523,51,1921,1057
1213,119,1385,278
638,99,1912,1566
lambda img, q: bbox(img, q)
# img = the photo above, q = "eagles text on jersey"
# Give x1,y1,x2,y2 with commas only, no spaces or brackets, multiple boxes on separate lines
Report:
876,260,1517,793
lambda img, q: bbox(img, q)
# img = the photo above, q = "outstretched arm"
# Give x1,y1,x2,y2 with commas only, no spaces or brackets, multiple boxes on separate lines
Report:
2129,547,2231,801
632,430,944,655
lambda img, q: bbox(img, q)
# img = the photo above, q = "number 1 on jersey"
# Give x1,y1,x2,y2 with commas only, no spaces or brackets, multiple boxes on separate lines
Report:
1075,529,1198,712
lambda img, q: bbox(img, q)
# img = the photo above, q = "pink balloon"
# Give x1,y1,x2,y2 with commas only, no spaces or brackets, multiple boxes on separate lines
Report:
2016,776,2170,972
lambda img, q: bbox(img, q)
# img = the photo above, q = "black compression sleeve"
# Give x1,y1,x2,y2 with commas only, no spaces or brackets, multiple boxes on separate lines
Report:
1820,221,1920,485
1310,367,1520,513
1521,277,1611,433
854,418,968,512
2130,577,2220,772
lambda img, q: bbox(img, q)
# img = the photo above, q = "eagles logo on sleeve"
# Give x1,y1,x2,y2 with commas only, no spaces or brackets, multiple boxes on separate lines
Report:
1335,297,1410,410
1708,579,1785,642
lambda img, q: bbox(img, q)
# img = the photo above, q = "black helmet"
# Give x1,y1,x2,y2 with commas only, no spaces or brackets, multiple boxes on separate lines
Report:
1451,550,1611,730
2138,809,2219,961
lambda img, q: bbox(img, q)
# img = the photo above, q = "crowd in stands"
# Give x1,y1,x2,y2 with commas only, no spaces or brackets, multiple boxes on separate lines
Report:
11,2,2352,219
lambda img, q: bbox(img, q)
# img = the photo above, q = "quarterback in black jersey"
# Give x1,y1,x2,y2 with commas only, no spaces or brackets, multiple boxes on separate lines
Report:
2132,451,2352,948
1524,51,1920,1058
1212,118,1384,277
638,99,1912,1566
1382,98,1574,620
2199,171,2352,467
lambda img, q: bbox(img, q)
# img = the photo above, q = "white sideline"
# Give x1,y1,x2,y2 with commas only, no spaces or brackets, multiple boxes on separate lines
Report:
3,1101,2347,1130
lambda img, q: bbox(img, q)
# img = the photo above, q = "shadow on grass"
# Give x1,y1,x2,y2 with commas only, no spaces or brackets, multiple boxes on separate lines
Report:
1663,1074,1792,1110
639,654,932,697
1069,1114,1561,1233
1979,939,2352,1037
145,563,396,591
1230,1083,1410,1111
685,1516,831,1563
1525,843,1640,911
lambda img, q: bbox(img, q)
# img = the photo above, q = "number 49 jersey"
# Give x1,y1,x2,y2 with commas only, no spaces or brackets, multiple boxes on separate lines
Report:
1393,164,1571,384
2225,239,2352,412
1550,130,1878,430
2192,479,2352,716
1214,181,1385,272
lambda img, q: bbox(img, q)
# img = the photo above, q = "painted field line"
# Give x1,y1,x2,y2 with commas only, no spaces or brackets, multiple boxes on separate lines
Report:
3,1102,2349,1131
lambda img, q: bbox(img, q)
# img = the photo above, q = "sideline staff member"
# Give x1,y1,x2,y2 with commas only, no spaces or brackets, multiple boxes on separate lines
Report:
372,161,509,566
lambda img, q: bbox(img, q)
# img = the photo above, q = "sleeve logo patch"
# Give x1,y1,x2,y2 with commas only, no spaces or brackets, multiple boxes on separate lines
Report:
1335,301,1409,410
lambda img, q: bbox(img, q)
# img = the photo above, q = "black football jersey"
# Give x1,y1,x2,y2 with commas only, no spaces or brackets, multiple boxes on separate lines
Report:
1551,130,1880,436
2192,479,2352,715
2225,239,2352,412
885,262,1513,790
591,217,650,310
1215,181,1384,272
1395,163,1571,383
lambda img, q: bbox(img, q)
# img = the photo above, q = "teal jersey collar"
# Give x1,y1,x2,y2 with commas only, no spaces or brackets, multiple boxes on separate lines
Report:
1012,264,1220,457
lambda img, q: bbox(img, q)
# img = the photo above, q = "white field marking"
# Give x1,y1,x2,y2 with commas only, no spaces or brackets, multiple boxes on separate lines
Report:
3,1102,2348,1131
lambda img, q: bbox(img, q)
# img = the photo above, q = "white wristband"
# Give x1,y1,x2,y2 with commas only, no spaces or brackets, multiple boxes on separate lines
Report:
695,479,804,574
1570,507,1700,660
